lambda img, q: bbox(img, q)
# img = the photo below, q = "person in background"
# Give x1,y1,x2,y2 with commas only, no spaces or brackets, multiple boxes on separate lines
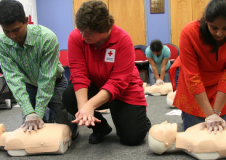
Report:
63,0,151,145
0,0,78,139
145,39,171,86
173,0,226,133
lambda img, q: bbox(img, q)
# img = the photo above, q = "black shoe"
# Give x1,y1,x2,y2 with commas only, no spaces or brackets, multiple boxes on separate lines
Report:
89,124,112,144
72,130,79,141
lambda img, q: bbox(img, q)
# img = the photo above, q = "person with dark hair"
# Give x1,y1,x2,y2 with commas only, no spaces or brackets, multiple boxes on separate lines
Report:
0,0,78,138
63,0,151,146
145,39,171,85
172,0,226,132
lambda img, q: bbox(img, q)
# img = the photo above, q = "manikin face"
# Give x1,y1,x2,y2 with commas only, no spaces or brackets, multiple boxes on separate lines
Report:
207,16,226,42
1,17,28,47
80,29,109,45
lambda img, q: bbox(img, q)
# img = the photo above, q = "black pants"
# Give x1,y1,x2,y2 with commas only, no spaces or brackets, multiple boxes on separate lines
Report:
62,84,151,146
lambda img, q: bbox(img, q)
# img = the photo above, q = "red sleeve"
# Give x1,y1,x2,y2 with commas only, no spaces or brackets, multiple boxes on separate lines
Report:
179,25,205,95
169,56,180,91
68,30,91,91
101,35,135,101
218,69,226,93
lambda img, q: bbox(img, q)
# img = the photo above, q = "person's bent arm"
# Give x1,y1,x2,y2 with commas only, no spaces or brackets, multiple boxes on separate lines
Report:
75,88,88,110
160,58,169,80
147,58,159,80
0,46,34,116
194,92,214,117
213,91,226,115
73,89,111,126
35,33,59,118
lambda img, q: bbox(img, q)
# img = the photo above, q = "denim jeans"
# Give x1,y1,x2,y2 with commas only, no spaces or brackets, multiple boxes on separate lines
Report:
175,67,179,88
24,76,77,134
182,111,226,131
148,67,171,85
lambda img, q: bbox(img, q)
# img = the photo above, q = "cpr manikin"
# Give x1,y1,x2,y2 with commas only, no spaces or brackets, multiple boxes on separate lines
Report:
144,82,173,96
166,91,176,108
0,123,72,156
148,121,226,160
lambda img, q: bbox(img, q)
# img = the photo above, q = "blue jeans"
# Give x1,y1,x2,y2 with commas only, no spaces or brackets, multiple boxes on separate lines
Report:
182,111,226,131
148,67,171,85
25,76,77,134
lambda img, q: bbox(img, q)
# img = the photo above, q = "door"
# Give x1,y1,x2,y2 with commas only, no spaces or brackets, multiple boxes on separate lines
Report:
74,0,109,20
74,0,146,46
192,0,210,20
108,0,146,45
170,0,210,47
170,0,192,48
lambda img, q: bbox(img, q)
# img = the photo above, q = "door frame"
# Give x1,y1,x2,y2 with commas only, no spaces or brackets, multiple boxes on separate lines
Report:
144,0,149,46
168,0,172,43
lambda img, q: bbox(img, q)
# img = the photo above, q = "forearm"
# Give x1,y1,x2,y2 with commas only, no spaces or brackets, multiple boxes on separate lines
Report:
194,91,214,117
86,89,111,110
75,88,88,110
213,91,226,113
35,75,57,118
152,67,160,80
160,66,166,80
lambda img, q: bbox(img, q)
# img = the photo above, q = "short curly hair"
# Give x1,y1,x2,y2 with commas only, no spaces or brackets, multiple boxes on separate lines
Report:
75,0,114,33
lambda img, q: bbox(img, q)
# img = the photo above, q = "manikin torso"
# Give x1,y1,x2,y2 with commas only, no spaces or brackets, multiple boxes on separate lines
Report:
144,82,173,96
149,121,226,160
0,123,72,156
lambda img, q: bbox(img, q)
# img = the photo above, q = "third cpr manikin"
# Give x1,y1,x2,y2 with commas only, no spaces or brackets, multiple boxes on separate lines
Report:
149,121,226,160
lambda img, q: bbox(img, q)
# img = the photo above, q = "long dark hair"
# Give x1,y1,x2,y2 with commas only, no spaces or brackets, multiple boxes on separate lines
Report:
199,0,226,53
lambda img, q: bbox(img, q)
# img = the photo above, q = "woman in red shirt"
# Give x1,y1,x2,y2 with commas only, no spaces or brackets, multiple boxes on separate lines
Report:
62,0,151,145
172,0,226,133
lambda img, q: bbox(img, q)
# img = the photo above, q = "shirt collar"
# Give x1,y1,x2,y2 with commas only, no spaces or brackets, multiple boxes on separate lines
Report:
24,25,35,46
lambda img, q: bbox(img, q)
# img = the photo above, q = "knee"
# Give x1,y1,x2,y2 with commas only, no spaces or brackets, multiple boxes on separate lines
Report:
120,131,147,146
62,85,74,105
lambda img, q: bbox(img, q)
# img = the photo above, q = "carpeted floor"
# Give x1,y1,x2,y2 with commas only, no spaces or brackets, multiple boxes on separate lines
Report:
0,95,196,160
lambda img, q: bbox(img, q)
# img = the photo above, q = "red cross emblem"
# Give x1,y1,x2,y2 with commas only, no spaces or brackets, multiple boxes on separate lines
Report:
108,51,113,56
28,15,34,24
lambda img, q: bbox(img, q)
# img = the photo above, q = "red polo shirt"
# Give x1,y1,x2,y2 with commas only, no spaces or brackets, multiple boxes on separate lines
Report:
68,25,146,106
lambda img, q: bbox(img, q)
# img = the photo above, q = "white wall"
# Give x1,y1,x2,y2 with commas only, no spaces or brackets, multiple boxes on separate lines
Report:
0,0,37,34
17,0,38,24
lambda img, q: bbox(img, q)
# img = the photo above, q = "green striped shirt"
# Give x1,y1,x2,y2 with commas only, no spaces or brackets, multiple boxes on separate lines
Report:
0,25,63,118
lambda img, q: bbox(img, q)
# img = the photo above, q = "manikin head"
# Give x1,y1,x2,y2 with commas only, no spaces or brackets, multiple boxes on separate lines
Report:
148,121,177,154
75,0,114,47
0,0,28,47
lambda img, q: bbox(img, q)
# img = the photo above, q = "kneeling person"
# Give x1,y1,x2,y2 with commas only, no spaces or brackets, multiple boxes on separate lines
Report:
0,0,77,136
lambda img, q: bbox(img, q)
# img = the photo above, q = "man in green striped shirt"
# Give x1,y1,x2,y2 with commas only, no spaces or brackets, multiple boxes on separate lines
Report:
0,0,77,136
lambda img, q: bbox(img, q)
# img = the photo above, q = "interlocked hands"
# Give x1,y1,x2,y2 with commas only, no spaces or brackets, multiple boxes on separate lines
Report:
21,113,44,132
200,114,226,134
72,104,101,126
155,79,164,86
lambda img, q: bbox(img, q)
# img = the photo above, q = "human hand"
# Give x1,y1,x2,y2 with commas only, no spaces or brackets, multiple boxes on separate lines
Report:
155,79,164,86
20,113,44,132
72,103,101,127
200,114,226,134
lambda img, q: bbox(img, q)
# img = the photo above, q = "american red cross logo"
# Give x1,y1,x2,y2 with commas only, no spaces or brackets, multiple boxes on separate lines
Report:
28,15,34,24
108,51,113,56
